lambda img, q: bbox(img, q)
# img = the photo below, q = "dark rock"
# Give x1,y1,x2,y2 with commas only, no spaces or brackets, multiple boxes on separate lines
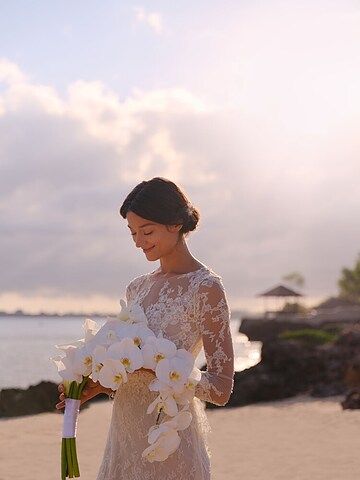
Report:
311,382,345,398
341,391,360,409
335,328,360,348
0,381,60,418
0,381,109,418
240,318,314,342
209,327,360,409
240,312,360,343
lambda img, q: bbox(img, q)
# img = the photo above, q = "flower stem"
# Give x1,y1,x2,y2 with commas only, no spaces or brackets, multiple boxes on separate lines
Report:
156,407,163,424
61,438,68,480
65,438,74,477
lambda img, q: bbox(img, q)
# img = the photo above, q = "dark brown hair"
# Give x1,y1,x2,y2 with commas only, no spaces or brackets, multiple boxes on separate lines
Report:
120,177,200,234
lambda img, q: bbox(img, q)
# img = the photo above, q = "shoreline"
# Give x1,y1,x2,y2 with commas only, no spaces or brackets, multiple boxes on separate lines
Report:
1,395,359,480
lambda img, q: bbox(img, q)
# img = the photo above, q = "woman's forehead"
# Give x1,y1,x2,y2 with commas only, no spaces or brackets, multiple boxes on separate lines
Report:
126,211,157,229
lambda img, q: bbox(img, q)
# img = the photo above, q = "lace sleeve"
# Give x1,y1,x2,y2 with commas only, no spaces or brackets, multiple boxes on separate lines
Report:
125,283,132,304
195,279,234,406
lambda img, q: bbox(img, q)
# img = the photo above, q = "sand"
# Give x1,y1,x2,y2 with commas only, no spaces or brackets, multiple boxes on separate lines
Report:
0,395,359,480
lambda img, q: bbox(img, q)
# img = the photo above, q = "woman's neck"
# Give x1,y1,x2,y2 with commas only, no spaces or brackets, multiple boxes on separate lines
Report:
158,238,203,275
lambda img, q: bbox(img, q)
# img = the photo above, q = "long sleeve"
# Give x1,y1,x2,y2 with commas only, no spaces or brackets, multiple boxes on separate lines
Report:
195,279,234,406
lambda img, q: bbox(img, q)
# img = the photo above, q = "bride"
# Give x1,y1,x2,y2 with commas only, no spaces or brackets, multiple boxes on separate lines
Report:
57,177,234,479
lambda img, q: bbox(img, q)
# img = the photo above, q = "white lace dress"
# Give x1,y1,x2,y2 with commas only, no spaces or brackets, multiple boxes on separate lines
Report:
96,265,234,480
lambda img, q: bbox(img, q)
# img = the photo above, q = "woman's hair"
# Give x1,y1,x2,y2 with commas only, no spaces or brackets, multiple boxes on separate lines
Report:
120,177,200,234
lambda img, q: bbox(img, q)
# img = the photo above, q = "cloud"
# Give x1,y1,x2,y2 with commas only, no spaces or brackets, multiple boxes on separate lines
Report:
0,58,27,85
1,58,360,313
134,6,163,34
0,60,218,305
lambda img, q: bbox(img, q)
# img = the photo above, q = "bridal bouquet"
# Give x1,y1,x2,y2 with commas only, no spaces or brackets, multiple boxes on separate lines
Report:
52,300,201,479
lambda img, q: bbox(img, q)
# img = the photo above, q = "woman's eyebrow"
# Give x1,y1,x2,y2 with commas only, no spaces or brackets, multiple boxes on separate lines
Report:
127,223,155,229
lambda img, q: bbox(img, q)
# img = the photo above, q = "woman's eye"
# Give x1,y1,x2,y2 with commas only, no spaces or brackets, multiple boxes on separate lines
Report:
144,231,153,236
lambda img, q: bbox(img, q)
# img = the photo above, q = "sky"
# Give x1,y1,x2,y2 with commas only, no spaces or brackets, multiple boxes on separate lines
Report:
1,0,360,314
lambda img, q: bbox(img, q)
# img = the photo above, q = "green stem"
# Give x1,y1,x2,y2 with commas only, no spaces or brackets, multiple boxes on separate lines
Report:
65,438,74,478
61,438,68,480
78,376,89,398
71,437,80,477
156,407,163,424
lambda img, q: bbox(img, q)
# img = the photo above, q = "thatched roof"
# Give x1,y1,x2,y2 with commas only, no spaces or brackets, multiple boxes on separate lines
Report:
315,296,359,309
257,284,303,297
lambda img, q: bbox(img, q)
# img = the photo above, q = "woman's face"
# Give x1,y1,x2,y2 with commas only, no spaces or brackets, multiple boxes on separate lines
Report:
126,211,182,262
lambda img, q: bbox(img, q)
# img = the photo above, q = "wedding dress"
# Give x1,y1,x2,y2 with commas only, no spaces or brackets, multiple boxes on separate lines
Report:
96,265,234,480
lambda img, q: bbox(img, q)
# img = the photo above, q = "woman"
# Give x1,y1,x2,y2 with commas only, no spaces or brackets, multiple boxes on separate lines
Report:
57,177,234,479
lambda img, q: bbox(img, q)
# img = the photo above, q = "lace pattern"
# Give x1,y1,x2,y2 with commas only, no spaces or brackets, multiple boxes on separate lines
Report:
97,265,234,480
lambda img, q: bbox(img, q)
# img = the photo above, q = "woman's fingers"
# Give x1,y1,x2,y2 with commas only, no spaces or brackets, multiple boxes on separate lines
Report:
56,399,65,410
56,384,66,409
55,380,105,408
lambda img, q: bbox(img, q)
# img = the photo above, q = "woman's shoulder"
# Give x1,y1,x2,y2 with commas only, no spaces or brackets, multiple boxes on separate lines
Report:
199,265,223,284
126,271,153,292
196,265,225,289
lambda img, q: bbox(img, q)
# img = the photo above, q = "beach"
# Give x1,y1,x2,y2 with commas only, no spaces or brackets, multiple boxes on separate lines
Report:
1,395,359,480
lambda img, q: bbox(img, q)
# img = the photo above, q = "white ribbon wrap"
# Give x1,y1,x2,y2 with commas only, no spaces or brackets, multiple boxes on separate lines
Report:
62,399,81,438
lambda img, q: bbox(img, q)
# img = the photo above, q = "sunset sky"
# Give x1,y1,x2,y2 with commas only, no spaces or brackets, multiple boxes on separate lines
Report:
1,0,360,314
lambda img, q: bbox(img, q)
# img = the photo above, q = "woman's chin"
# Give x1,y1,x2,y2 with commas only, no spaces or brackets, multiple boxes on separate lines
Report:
143,247,157,260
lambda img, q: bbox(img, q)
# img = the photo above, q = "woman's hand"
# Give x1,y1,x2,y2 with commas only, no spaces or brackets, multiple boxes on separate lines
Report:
55,378,112,410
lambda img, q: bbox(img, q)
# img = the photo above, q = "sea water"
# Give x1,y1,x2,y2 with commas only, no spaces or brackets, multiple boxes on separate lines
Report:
0,316,261,390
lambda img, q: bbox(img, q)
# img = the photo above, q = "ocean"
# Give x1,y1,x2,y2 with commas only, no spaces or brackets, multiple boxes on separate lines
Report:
0,316,261,390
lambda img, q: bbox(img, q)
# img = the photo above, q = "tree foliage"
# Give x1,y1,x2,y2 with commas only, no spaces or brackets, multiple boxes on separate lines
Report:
338,254,360,302
282,271,305,288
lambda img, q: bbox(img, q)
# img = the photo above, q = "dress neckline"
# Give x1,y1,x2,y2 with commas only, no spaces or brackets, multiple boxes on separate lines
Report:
149,264,208,279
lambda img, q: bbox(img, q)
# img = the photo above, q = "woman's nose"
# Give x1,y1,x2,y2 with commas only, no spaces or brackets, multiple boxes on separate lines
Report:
135,234,146,248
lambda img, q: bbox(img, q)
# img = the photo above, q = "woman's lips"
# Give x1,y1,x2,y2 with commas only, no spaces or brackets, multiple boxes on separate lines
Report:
143,246,154,254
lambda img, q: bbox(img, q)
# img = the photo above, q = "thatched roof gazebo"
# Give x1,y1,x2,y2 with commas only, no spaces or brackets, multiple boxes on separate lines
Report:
257,284,304,315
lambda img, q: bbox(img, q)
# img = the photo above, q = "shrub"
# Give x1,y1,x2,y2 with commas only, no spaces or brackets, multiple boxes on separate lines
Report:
278,329,338,345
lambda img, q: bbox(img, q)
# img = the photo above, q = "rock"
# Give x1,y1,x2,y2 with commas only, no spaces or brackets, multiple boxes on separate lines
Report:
240,311,360,343
0,381,109,418
239,317,314,342
209,327,360,409
341,391,360,409
0,381,60,418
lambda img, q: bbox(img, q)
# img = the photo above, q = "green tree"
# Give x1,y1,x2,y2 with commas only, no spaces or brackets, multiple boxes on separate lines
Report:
338,254,360,302
282,271,305,288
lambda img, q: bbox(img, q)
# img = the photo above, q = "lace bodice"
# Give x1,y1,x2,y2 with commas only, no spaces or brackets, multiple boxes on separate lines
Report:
126,265,234,406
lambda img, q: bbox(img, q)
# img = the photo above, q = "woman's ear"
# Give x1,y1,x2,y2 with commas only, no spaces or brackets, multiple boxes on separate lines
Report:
168,224,183,233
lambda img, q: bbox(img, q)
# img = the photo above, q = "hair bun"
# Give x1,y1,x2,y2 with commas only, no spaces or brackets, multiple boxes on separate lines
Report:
181,204,200,233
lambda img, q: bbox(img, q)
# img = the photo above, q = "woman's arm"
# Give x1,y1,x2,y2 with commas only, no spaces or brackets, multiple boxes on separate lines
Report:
195,279,234,406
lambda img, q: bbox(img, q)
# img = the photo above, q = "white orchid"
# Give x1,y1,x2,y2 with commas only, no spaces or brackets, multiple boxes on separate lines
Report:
148,366,200,406
155,349,195,394
131,323,155,348
53,344,93,383
98,357,128,390
91,345,108,382
142,337,177,370
112,321,155,348
107,337,143,373
90,318,121,345
174,367,202,404
152,410,193,434
82,318,100,343
119,299,148,324
147,392,178,417
142,410,193,462
129,303,148,324
142,428,181,462
52,355,82,383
